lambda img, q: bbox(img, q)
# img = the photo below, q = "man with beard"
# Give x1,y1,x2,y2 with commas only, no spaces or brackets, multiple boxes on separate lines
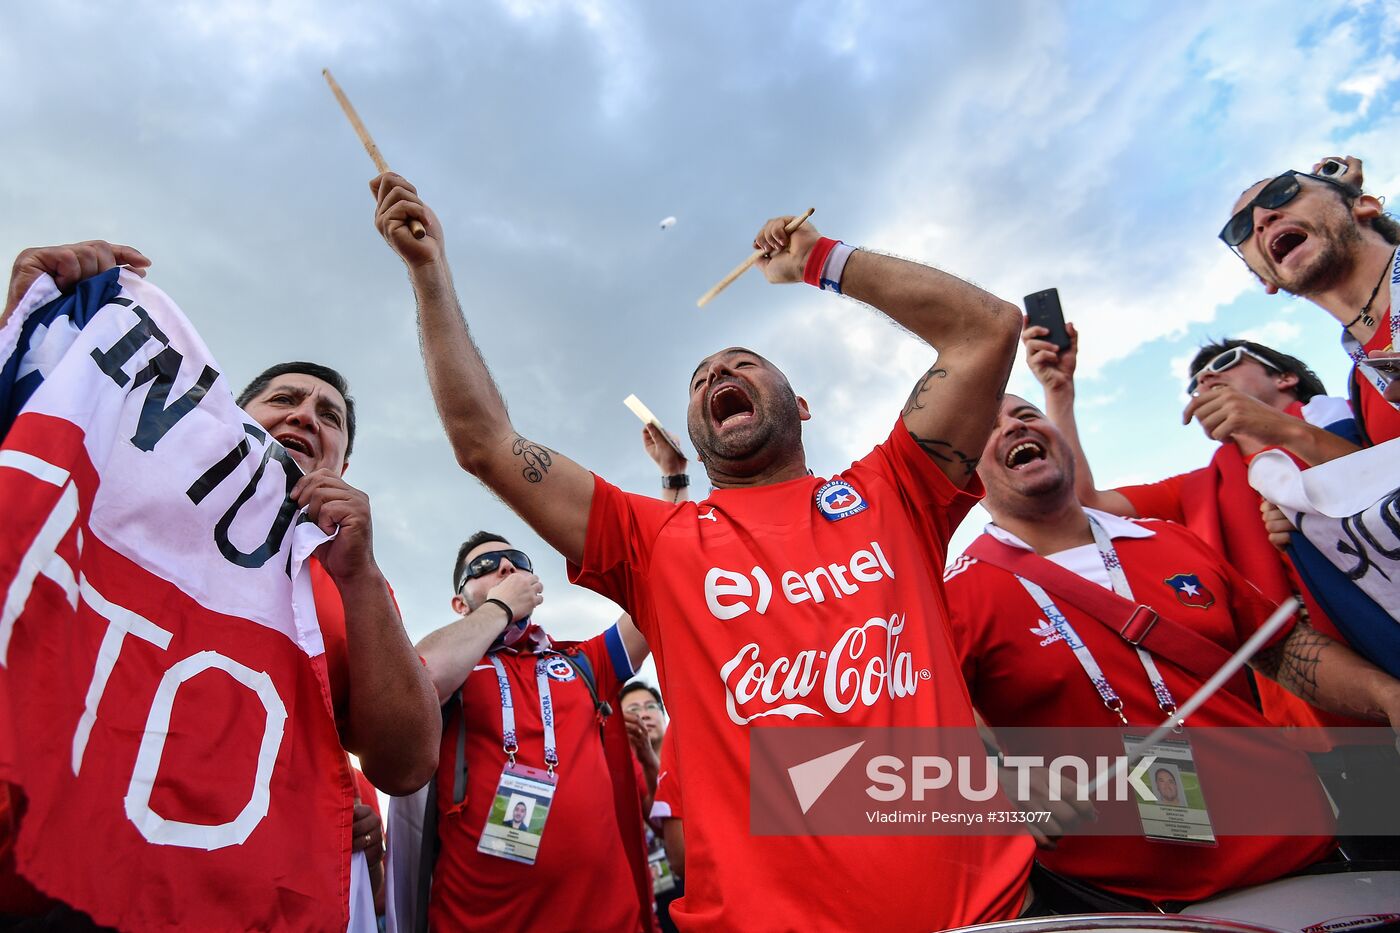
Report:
1222,155,1400,444
943,394,1400,910
371,171,1034,931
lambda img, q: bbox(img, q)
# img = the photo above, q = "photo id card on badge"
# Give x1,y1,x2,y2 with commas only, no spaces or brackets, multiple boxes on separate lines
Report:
478,763,557,865
1122,733,1217,846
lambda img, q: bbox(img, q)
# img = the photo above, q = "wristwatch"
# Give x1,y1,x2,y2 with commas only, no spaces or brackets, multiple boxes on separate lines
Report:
662,474,690,490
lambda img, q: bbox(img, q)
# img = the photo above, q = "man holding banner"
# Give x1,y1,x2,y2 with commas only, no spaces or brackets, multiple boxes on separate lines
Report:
0,243,438,931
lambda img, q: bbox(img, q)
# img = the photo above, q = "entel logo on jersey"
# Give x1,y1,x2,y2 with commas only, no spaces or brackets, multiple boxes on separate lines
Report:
816,479,867,521
543,657,576,682
704,541,896,621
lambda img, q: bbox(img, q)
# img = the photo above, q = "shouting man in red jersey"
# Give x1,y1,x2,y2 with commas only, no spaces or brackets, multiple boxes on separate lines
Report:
370,171,1034,932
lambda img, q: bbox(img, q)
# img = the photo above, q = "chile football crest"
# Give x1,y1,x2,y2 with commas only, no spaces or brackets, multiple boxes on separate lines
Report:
543,657,577,682
815,479,868,522
1163,573,1215,609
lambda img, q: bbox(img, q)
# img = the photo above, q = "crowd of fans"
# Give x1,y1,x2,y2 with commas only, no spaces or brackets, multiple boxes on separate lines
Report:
2,153,1400,931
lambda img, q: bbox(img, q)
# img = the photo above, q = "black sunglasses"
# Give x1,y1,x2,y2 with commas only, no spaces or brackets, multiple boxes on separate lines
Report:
457,549,533,590
1219,170,1350,248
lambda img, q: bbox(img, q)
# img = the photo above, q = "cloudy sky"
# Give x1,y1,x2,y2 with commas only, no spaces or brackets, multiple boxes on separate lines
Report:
4,0,1399,680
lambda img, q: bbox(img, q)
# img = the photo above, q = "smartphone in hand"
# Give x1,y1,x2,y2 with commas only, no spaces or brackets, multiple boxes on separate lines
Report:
1024,288,1070,353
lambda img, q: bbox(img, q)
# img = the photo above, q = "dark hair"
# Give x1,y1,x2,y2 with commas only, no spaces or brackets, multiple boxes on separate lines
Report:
453,530,511,592
236,361,357,459
1189,339,1326,402
620,681,663,711
1331,179,1400,245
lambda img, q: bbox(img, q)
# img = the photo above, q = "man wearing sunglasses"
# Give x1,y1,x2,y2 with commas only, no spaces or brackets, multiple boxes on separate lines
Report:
413,530,655,933
1023,323,1370,735
1224,156,1400,446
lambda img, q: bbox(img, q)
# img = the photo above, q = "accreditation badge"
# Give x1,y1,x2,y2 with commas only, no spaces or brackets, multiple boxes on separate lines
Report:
648,841,676,895
1123,733,1217,846
477,763,557,865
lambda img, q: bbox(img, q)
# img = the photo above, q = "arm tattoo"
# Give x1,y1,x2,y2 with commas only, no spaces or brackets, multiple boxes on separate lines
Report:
1253,623,1327,702
511,435,555,484
902,365,948,416
910,432,978,476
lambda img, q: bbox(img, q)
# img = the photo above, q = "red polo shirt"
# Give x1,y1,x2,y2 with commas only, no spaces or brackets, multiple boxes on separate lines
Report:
944,512,1334,903
429,627,644,933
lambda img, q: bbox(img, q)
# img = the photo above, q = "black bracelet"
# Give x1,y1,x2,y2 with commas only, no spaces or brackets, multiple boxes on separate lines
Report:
482,597,514,625
662,473,690,490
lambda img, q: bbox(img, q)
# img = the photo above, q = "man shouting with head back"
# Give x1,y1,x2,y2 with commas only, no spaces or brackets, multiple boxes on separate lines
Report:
369,172,1032,932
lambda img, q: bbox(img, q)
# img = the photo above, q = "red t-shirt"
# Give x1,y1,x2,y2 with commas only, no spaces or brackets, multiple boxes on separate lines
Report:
650,733,682,824
570,421,1034,933
1357,303,1400,444
430,629,642,933
944,516,1334,903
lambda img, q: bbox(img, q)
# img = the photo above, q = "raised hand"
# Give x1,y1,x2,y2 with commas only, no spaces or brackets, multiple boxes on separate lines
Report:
753,215,822,284
370,172,446,270
5,241,151,318
1022,319,1079,396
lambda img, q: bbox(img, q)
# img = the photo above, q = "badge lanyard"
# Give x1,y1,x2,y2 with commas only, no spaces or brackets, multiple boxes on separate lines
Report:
1342,245,1400,398
1013,517,1180,724
489,652,560,775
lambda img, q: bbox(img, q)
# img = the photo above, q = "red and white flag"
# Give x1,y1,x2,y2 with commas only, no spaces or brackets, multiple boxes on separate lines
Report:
0,269,352,931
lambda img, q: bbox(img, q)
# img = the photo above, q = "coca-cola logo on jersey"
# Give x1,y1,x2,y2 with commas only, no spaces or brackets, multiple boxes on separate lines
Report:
719,612,929,725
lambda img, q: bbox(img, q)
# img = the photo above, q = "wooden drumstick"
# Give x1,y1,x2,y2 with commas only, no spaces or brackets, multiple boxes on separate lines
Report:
697,208,815,308
322,68,427,240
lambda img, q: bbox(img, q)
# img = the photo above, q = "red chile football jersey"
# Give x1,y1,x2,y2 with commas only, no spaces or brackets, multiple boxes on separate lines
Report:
943,515,1334,903
570,421,1033,933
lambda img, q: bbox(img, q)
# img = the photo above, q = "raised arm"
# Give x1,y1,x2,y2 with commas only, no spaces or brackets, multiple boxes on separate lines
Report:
1022,320,1137,515
754,218,1020,487
372,174,596,565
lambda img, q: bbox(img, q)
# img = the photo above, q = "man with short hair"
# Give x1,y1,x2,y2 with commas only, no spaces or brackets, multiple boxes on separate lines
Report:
414,531,655,933
1023,325,1367,732
372,171,1034,930
1222,155,1400,444
944,393,1400,909
234,360,442,795
620,682,665,755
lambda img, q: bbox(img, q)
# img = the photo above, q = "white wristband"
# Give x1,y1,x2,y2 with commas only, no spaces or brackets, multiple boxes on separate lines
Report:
820,242,856,294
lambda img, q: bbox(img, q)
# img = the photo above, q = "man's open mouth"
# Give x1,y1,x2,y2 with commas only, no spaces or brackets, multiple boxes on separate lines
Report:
277,433,313,458
1268,230,1307,264
1004,440,1047,470
709,384,755,428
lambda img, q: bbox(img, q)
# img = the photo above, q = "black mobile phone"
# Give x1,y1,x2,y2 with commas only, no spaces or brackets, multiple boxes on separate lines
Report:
1023,288,1070,352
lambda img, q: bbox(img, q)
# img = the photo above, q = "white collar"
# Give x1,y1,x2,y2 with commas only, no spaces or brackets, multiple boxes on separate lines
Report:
985,507,1156,551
